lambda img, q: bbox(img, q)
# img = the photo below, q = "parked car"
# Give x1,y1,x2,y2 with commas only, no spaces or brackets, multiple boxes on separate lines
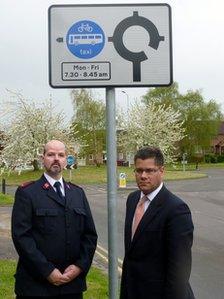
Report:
117,159,129,166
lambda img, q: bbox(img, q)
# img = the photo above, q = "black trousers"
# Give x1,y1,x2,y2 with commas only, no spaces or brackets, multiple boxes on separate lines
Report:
16,294,83,299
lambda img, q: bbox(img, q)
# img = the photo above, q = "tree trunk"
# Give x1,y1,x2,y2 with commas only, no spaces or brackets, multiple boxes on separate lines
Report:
93,157,101,167
32,159,39,171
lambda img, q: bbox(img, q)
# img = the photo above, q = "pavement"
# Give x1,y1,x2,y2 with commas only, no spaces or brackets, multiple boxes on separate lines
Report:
0,206,17,259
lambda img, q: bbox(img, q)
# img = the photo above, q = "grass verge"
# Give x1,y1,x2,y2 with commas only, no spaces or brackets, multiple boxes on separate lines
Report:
0,193,14,206
0,165,208,187
0,259,108,299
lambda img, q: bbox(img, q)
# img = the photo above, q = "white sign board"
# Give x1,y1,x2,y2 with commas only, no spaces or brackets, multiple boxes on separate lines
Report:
48,4,172,88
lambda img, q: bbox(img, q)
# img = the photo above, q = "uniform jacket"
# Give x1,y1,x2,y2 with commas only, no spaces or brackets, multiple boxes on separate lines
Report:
12,175,97,297
120,185,195,299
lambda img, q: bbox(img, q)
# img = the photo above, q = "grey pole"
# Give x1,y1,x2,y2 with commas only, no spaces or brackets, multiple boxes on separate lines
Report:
106,87,118,299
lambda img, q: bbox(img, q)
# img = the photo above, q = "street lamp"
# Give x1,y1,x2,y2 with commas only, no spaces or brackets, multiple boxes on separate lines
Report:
121,90,131,167
121,90,130,119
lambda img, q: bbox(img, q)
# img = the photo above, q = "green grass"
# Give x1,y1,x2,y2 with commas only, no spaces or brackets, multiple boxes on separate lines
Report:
0,165,208,207
164,170,206,180
0,259,108,299
85,267,108,298
0,193,14,206
0,166,206,207
0,259,16,299
1,167,108,186
0,164,209,187
167,162,224,171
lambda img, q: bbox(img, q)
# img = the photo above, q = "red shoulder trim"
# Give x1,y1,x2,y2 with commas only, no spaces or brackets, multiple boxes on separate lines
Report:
19,181,34,188
67,182,82,189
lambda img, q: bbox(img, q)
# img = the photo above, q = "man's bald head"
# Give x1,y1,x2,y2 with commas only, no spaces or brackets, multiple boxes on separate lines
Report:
43,140,66,155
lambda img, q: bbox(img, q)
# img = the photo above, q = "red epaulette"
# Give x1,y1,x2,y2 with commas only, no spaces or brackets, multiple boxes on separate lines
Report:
19,181,34,188
67,182,82,189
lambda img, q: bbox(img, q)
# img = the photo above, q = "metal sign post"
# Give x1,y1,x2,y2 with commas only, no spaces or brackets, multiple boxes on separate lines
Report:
67,155,76,181
106,87,118,299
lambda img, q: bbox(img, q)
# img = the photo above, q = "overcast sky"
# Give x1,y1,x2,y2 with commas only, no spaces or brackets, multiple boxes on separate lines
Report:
1,0,224,123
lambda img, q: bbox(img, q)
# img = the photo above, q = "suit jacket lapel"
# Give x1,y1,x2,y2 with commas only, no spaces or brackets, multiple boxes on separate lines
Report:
40,175,65,207
130,185,167,247
47,188,65,206
126,191,141,250
64,180,73,207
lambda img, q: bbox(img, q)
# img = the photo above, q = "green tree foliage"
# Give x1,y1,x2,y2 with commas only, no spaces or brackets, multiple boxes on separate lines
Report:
143,83,223,158
70,89,106,166
143,82,180,109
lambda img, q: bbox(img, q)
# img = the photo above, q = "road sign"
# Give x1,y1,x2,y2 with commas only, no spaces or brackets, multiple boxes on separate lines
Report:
67,155,75,166
48,4,172,88
119,173,127,188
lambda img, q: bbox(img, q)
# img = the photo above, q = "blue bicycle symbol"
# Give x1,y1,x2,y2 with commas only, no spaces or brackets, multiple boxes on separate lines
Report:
78,23,93,32
66,20,105,59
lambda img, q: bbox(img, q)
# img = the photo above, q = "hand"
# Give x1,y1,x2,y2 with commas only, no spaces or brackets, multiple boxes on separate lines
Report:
63,264,82,282
47,268,70,286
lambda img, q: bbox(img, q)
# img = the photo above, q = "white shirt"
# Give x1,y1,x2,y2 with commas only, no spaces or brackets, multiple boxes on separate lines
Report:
141,182,163,212
132,182,163,226
132,182,164,236
44,173,65,196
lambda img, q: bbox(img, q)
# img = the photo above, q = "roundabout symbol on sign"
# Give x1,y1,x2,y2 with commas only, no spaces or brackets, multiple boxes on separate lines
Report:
108,11,164,82
66,20,105,59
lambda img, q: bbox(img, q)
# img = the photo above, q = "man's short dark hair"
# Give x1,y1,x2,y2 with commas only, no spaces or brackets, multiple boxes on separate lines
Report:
134,146,164,166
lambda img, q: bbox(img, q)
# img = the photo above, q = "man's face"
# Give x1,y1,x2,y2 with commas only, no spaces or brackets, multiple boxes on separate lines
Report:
134,158,164,194
42,141,67,179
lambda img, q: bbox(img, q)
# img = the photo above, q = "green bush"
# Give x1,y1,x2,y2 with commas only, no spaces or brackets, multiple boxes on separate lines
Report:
216,155,224,163
210,155,218,163
204,154,218,163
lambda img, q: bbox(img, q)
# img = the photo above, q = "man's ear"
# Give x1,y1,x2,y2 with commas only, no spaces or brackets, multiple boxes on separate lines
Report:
160,166,165,175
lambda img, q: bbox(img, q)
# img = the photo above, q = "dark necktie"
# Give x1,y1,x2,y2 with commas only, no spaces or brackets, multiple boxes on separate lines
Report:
54,181,63,199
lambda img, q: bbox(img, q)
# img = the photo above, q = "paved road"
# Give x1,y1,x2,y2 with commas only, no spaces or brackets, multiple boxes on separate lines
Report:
1,169,224,298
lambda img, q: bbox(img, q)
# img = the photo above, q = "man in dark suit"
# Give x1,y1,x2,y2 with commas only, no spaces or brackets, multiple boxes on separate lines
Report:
12,140,97,299
120,146,195,299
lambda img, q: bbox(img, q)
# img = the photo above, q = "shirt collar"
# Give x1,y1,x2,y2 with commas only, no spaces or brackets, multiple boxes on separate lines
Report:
141,182,163,202
44,173,63,188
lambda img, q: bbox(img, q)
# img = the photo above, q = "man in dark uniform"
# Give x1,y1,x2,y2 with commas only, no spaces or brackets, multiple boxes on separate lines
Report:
120,146,195,299
12,140,97,299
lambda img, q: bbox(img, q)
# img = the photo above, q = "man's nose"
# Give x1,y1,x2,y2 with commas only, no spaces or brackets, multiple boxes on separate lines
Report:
141,171,148,178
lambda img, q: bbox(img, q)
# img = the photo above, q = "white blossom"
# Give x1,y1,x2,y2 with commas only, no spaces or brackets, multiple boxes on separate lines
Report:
119,101,185,164
0,92,77,172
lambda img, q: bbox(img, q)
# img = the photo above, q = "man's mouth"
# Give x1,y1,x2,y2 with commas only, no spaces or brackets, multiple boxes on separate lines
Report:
139,181,150,185
52,164,60,168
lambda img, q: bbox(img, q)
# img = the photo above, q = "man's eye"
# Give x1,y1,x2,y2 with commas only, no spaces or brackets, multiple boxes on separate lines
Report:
145,169,153,174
